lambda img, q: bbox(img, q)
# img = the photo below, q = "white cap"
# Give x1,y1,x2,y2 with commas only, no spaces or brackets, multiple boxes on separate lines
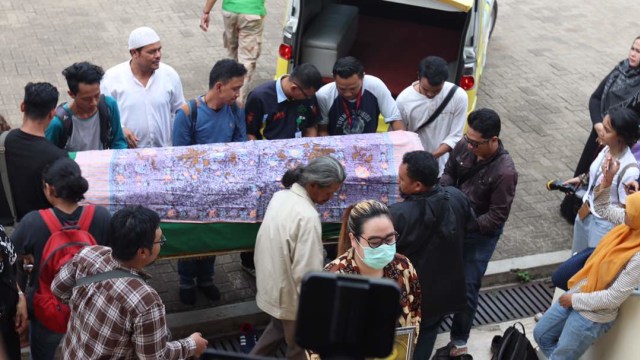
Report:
128,26,160,50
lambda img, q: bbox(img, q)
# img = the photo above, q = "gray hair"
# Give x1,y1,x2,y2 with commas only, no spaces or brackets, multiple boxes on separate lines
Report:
281,156,346,188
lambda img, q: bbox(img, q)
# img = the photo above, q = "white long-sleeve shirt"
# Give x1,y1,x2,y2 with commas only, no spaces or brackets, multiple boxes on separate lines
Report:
570,251,640,323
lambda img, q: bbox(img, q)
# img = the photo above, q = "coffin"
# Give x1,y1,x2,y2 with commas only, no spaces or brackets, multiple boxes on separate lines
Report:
73,131,423,258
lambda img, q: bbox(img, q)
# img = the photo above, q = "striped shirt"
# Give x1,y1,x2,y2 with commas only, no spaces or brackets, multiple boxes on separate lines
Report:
52,246,196,359
570,252,640,323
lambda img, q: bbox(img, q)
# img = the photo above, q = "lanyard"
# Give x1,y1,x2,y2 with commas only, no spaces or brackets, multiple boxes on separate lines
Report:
341,91,362,129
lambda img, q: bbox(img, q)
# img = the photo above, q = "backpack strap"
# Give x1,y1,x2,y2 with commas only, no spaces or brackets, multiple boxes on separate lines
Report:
97,95,113,149
415,85,459,133
74,269,143,288
190,98,200,145
39,208,64,235
55,104,73,149
76,205,96,232
0,130,17,224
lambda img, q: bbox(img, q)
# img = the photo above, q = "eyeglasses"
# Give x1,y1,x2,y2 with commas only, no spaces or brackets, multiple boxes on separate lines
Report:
464,134,490,149
357,231,399,249
154,235,167,247
292,81,312,100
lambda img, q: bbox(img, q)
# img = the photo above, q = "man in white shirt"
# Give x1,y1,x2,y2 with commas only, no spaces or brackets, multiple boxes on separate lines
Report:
316,57,403,136
397,56,468,175
101,26,185,148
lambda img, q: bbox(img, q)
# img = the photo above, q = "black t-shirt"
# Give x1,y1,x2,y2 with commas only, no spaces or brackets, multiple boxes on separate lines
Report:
245,80,320,140
0,130,68,225
11,206,111,289
326,91,380,135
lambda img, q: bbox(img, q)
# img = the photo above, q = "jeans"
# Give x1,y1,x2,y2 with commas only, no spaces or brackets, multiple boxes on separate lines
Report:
413,316,444,360
29,318,64,360
450,228,502,345
177,257,216,288
551,247,595,290
534,301,614,360
572,213,613,253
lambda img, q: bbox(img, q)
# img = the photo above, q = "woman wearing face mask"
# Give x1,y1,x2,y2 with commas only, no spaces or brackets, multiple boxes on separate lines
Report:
326,200,421,331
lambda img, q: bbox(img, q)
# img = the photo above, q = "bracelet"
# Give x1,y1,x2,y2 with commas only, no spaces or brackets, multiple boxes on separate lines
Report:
17,290,24,296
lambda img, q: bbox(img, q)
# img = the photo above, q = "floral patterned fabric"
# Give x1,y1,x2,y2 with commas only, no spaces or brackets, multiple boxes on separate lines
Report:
76,132,423,223
324,248,422,330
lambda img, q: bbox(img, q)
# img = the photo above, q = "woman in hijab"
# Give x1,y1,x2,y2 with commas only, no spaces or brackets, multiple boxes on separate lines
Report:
535,191,640,359
574,35,640,177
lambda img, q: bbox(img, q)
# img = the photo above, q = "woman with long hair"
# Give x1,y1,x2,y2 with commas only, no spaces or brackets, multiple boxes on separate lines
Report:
327,199,421,331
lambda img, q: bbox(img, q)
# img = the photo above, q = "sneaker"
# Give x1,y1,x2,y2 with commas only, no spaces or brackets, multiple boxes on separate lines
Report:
199,284,221,302
242,264,256,277
179,287,197,305
239,322,258,353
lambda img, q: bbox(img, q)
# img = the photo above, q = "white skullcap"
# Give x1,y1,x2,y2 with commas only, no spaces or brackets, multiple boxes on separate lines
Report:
128,26,160,50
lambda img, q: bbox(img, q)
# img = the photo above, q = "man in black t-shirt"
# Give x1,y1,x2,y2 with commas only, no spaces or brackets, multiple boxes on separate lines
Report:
245,63,323,140
0,82,68,225
316,56,404,136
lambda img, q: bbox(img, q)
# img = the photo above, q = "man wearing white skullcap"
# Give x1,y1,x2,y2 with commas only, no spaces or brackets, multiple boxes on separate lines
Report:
101,26,185,148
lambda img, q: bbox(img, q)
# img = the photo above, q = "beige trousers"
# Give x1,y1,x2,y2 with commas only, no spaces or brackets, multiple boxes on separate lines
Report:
222,10,265,101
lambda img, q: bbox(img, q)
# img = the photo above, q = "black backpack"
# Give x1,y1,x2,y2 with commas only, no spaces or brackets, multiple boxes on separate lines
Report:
55,94,114,149
490,322,538,360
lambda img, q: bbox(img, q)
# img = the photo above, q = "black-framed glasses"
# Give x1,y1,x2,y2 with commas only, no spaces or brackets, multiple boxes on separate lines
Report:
154,234,167,247
357,231,399,249
464,134,490,149
292,81,312,100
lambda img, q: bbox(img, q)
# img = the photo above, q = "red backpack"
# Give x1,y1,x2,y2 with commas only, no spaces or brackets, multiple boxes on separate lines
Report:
32,205,97,333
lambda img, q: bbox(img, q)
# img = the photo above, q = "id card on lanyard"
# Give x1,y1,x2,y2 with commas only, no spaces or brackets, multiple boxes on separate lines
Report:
295,116,304,138
341,91,362,130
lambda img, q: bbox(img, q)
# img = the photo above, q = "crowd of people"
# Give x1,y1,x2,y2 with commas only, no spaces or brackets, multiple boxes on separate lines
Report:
0,0,635,356
6,5,639,360
0,14,522,358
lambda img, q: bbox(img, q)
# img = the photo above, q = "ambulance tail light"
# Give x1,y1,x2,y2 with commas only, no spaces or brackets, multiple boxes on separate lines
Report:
460,75,475,91
279,44,292,60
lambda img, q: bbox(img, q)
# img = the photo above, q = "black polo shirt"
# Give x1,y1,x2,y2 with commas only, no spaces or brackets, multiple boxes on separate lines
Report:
245,79,320,140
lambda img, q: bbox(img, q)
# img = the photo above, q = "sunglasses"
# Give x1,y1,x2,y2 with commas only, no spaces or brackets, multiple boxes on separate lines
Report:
464,134,491,149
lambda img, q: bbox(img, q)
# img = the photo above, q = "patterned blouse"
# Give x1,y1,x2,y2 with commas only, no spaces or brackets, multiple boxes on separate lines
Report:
324,248,422,330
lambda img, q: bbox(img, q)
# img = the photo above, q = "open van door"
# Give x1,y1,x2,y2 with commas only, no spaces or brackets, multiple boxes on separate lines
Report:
276,0,496,111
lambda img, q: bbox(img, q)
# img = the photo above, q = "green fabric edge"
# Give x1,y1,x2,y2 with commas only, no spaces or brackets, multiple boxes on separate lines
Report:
159,222,341,257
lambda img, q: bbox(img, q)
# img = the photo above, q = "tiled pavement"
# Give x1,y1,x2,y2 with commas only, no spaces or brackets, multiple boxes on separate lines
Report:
1,0,638,314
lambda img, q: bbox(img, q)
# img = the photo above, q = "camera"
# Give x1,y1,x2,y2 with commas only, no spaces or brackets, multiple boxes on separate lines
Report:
546,180,577,195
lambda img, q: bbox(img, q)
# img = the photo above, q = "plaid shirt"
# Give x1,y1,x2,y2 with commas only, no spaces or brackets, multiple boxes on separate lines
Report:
52,246,196,359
